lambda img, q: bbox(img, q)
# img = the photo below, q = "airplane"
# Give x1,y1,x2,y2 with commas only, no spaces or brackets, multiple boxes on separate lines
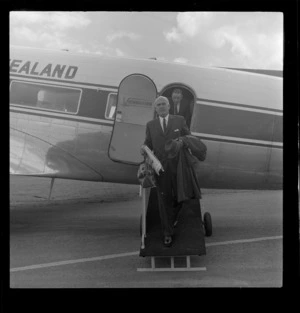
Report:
10,45,283,196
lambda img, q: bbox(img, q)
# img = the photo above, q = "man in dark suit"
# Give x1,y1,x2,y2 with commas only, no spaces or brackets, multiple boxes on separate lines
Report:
143,96,190,247
168,88,193,128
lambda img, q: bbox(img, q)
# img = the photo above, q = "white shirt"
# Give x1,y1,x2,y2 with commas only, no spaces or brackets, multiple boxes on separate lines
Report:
159,114,169,131
173,102,180,114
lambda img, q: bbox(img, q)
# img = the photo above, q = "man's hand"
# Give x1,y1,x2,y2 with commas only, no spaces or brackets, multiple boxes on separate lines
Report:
178,137,187,148
140,145,147,157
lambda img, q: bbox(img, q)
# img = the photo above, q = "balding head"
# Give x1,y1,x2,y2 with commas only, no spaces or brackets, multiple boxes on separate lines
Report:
153,96,170,117
154,96,169,106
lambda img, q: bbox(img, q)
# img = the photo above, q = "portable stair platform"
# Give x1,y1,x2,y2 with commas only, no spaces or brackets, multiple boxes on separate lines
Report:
138,187,209,272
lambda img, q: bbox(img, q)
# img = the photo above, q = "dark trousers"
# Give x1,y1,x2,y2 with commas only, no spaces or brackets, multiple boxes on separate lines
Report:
155,159,182,237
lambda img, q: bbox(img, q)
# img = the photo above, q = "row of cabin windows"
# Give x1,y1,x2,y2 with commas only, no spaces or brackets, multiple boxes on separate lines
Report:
9,80,118,120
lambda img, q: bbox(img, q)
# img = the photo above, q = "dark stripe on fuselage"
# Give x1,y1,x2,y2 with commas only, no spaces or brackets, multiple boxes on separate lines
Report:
9,107,112,126
9,78,114,120
11,104,282,143
197,97,282,113
10,108,282,149
192,105,283,143
11,73,282,114
10,75,282,143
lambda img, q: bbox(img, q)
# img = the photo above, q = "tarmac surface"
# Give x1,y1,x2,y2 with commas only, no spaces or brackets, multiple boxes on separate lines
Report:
10,176,283,287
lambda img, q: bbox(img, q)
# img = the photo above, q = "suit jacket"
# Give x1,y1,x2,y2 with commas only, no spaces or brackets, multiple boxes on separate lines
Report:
168,98,192,128
144,115,190,169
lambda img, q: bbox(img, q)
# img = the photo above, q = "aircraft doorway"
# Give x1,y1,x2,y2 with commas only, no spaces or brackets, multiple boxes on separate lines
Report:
161,85,195,129
108,74,157,165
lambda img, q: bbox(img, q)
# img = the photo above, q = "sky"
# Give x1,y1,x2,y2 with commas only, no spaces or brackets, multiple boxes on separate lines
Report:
9,11,283,70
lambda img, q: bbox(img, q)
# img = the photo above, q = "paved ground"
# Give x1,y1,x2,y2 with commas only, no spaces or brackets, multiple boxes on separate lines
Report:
10,176,283,287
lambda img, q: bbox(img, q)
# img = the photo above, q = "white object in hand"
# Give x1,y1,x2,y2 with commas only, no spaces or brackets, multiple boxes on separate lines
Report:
141,145,164,175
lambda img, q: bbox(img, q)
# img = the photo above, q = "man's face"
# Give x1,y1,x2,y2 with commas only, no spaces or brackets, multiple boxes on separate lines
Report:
155,101,170,117
172,91,182,104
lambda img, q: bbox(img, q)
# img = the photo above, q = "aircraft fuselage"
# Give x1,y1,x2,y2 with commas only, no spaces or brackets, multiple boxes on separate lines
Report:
10,46,283,189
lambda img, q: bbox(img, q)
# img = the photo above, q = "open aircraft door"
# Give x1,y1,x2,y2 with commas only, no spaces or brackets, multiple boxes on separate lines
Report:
109,74,157,164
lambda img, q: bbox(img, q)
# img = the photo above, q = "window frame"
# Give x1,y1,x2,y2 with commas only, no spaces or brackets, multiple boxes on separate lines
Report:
9,79,82,115
105,92,118,120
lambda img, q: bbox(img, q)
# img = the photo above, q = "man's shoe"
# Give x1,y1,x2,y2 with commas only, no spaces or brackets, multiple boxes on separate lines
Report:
163,236,172,247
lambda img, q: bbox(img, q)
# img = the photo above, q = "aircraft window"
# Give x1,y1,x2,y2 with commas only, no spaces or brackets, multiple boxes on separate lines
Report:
105,93,117,120
10,80,81,114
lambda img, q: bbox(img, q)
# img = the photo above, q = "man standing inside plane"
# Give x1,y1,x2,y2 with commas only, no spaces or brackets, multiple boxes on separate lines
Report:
168,88,193,128
142,96,190,247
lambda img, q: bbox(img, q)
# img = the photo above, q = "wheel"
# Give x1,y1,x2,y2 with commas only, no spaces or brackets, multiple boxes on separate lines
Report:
203,212,212,237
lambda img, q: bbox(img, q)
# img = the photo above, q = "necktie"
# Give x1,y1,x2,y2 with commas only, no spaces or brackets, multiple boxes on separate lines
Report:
163,117,167,133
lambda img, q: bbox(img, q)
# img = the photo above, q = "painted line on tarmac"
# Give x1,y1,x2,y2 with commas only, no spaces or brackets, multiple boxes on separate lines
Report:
10,235,282,273
10,251,139,272
206,235,283,247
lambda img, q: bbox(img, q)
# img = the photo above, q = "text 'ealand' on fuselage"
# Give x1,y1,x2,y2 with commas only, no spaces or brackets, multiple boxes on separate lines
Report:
9,59,78,80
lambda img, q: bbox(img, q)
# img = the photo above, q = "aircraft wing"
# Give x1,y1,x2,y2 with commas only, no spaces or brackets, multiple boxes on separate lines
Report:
10,127,102,181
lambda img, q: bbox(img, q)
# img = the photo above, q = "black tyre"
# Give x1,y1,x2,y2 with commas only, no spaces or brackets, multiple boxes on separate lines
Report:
203,212,212,237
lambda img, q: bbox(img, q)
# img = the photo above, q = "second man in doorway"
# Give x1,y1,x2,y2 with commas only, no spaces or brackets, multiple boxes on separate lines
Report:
168,88,193,128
